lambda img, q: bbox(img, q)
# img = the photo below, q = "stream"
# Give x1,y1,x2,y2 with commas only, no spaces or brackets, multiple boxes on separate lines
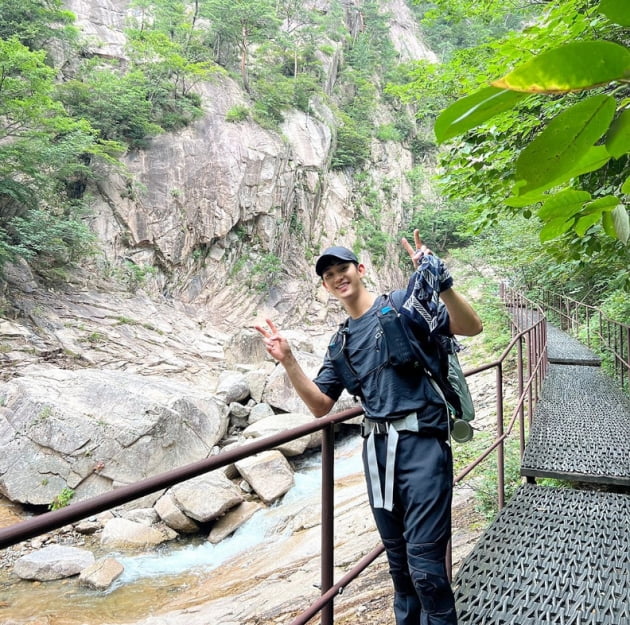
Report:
0,434,368,625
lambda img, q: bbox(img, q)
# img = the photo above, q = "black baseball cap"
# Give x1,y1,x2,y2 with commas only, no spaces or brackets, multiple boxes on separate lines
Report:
315,246,359,277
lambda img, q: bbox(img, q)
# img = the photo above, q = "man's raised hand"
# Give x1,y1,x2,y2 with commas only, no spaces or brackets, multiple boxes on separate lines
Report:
401,228,433,269
255,318,291,363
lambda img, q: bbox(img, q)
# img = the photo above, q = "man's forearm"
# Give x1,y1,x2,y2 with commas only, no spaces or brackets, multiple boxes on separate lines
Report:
281,353,336,417
440,288,483,337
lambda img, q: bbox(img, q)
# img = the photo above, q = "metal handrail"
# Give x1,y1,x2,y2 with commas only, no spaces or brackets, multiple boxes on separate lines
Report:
536,288,629,391
0,286,548,625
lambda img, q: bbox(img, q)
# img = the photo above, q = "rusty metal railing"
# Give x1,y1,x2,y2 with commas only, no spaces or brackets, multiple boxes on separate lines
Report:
0,286,548,625
535,288,629,392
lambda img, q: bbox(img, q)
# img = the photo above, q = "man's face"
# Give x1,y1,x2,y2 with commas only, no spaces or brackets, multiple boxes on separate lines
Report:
321,262,365,300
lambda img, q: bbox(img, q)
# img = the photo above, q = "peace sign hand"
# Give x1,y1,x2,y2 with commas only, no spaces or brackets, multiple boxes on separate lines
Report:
255,318,292,363
401,229,433,269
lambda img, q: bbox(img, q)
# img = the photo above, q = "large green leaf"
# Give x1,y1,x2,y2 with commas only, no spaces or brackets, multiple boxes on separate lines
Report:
506,146,611,207
538,189,591,220
582,195,620,215
602,205,630,243
575,212,604,236
515,95,616,194
574,196,619,236
540,216,575,242
492,41,630,93
599,0,630,27
434,86,528,144
605,108,630,158
623,176,630,195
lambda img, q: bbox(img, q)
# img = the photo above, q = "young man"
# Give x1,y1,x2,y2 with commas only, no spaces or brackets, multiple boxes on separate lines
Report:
255,230,482,625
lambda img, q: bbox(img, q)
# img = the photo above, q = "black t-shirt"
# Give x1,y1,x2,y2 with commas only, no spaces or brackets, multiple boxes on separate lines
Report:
313,290,449,434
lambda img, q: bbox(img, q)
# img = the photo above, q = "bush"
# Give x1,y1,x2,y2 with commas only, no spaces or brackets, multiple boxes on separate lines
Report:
375,123,403,142
226,104,250,122
1,205,96,270
331,115,371,169
248,253,283,292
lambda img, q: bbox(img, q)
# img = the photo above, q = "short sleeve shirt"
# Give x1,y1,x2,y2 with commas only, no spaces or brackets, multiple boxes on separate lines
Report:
313,290,450,434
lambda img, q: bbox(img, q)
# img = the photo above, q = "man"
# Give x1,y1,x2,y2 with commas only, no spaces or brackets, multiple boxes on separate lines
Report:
255,230,482,625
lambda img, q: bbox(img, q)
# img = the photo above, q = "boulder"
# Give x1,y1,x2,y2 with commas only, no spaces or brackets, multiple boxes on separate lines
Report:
224,329,268,367
214,370,250,405
79,557,125,590
154,493,200,533
0,367,228,506
247,402,275,424
242,413,321,456
235,450,294,504
14,545,95,581
100,518,177,548
169,472,244,523
262,351,323,413
208,501,262,544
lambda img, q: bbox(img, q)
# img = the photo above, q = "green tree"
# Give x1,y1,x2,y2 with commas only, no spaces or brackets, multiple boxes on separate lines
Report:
0,38,116,269
395,0,629,297
57,66,163,149
202,0,280,93
433,0,629,247
0,0,77,52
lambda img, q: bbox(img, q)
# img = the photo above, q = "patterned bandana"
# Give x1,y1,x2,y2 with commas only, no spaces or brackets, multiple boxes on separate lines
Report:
400,253,453,333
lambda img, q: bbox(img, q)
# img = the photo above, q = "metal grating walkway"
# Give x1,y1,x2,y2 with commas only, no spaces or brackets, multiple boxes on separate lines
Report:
454,318,630,624
454,483,630,625
546,323,601,366
521,363,630,486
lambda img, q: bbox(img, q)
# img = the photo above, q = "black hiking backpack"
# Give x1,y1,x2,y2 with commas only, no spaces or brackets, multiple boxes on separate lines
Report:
378,293,475,425
328,293,475,438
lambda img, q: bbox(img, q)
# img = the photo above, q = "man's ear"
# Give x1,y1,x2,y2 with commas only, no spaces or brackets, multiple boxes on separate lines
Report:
357,263,366,277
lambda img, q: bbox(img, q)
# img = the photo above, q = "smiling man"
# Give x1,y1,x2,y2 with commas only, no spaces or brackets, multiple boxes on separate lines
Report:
256,230,482,625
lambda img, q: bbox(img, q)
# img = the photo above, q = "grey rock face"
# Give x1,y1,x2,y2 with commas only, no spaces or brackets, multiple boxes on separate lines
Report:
0,368,229,505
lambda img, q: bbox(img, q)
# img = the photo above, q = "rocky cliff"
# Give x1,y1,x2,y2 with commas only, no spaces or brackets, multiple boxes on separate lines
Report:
0,0,439,509
64,0,436,327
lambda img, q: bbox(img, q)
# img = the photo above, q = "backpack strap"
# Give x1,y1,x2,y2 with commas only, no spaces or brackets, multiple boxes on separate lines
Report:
327,318,363,398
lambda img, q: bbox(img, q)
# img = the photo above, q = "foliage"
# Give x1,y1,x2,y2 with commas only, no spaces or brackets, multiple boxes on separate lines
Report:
0,38,115,269
403,166,471,254
248,253,283,292
49,487,75,511
376,123,403,142
352,178,393,267
57,67,163,149
331,113,371,170
0,0,77,52
433,0,629,250
226,104,250,123
412,1,529,61
201,0,280,93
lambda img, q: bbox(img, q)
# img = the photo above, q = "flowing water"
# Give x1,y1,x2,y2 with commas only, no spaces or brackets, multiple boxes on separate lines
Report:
0,434,367,625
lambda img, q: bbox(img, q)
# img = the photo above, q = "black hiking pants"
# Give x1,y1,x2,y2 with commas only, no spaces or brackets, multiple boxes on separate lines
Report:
362,431,457,625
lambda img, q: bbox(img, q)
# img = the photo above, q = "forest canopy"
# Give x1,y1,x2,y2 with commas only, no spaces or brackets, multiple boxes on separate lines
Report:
395,0,629,306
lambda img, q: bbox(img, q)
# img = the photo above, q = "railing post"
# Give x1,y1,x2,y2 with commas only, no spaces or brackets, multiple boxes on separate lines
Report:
517,336,525,457
320,423,335,625
496,362,505,510
625,325,630,391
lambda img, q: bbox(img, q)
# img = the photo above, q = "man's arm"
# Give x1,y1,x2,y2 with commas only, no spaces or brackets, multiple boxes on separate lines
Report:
440,288,483,337
255,319,337,417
